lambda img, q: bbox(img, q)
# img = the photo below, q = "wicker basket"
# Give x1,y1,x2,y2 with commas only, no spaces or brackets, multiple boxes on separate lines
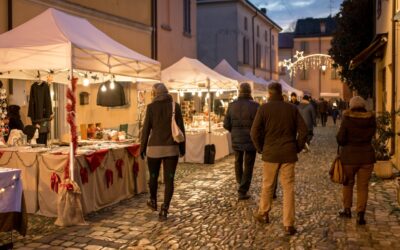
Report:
374,161,394,179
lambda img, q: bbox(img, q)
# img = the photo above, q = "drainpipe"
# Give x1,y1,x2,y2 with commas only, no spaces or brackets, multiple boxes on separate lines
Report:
269,27,273,80
7,0,13,95
151,0,158,60
251,12,257,74
7,0,12,31
391,0,397,155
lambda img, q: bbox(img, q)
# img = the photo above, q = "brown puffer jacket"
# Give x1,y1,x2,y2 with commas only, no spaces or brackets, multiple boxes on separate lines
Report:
336,109,376,165
250,95,308,163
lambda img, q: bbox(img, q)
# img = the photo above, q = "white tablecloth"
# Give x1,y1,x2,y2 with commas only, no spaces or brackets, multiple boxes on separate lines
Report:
0,168,23,213
184,130,232,163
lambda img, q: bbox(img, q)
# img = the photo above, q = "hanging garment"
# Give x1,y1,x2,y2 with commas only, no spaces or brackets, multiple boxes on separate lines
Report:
28,81,53,121
96,81,126,107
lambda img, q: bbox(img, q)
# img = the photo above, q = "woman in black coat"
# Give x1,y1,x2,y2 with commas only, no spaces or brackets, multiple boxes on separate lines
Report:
140,83,185,221
5,105,24,142
336,96,376,225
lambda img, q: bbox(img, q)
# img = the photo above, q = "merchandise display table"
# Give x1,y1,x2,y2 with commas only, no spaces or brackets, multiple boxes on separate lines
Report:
0,143,146,218
184,128,233,163
0,168,27,236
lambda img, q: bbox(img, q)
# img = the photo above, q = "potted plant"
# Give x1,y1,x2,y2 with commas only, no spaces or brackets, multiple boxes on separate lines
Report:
372,111,395,178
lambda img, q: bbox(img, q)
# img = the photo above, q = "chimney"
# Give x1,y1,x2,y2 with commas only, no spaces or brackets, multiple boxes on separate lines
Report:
260,8,267,15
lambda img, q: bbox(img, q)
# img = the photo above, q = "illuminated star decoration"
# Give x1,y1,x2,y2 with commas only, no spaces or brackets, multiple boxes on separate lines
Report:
293,50,304,61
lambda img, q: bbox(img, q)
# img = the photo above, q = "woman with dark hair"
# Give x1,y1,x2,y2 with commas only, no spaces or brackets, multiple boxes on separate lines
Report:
140,83,185,221
337,96,376,225
5,105,24,141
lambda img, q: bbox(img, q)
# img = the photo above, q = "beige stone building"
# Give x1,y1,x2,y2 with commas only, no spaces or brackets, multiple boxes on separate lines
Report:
279,17,351,100
351,0,399,167
157,0,197,69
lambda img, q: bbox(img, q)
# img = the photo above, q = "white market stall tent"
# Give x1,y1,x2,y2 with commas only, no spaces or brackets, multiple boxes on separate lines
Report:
0,8,160,221
214,59,266,97
161,57,238,92
279,79,304,97
0,8,160,83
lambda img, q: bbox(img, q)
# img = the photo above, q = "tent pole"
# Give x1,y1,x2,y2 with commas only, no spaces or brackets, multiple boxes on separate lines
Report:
207,78,211,134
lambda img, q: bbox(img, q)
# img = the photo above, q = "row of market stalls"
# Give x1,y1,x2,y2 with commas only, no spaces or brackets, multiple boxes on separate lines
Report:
0,8,304,229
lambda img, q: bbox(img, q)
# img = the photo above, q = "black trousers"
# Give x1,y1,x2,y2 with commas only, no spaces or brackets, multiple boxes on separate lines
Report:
147,156,179,208
320,112,327,126
234,150,256,195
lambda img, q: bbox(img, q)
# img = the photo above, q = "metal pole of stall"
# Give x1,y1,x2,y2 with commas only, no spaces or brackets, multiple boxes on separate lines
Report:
207,78,211,134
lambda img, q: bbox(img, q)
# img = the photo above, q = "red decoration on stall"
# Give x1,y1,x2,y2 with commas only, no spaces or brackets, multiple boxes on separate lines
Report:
126,144,140,157
85,149,109,172
115,159,124,178
0,151,4,159
51,173,61,193
63,158,70,180
80,166,89,184
105,169,113,188
66,77,78,155
133,161,139,176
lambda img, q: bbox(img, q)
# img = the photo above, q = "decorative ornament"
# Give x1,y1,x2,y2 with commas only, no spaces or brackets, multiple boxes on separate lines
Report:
0,81,8,139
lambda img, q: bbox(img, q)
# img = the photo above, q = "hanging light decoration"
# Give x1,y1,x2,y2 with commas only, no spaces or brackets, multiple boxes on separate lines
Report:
180,91,184,97
206,93,210,98
109,75,115,90
216,91,220,97
101,84,107,92
83,73,90,86
197,91,202,97
279,51,335,78
191,90,196,96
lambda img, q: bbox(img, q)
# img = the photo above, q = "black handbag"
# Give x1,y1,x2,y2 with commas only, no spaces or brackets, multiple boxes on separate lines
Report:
204,144,216,164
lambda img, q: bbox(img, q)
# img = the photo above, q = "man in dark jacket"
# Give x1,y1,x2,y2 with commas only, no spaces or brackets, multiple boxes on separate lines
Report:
290,92,300,105
298,95,316,150
318,98,329,126
250,82,307,235
224,83,259,200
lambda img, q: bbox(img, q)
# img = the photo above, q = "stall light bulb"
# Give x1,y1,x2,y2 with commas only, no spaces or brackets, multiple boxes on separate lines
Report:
216,91,220,97
198,91,202,97
180,91,184,97
206,93,210,98
12,175,16,180
191,90,196,96
0,188,4,193
101,85,107,92
263,96,266,100
83,78,90,86
110,80,115,90
11,185,15,189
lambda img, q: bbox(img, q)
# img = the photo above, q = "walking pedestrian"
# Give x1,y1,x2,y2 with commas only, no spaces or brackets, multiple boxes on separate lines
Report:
140,83,185,221
251,82,308,235
290,92,300,105
224,83,259,200
337,96,376,225
318,98,329,126
332,102,339,125
298,95,316,151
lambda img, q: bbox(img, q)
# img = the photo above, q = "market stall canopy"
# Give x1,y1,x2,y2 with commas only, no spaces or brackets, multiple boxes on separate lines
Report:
0,8,160,83
278,79,303,97
161,57,238,91
213,59,266,95
244,72,270,87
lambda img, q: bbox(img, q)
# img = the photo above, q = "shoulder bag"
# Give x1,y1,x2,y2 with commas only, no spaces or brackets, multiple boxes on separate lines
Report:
171,102,185,143
329,146,346,184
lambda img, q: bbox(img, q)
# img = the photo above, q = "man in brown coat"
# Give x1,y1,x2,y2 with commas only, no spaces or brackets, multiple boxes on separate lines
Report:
250,82,308,235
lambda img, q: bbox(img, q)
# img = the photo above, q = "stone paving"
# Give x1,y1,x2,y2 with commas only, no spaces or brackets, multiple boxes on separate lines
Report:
2,123,400,249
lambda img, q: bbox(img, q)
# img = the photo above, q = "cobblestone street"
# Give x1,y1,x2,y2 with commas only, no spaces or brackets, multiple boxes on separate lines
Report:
3,124,400,249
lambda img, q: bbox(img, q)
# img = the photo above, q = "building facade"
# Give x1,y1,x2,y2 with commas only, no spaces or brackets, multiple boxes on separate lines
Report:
279,17,351,100
197,0,281,80
157,0,197,69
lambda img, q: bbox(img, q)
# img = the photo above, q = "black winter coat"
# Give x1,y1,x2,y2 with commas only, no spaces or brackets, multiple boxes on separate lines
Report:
223,95,259,151
336,109,376,165
140,94,185,156
250,95,308,163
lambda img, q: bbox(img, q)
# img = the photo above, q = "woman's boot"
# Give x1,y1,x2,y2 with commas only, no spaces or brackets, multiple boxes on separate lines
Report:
338,208,352,218
357,212,366,225
146,199,157,211
159,203,168,221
